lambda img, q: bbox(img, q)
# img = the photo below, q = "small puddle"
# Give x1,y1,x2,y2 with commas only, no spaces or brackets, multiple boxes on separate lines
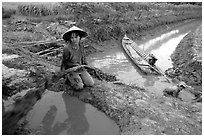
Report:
25,90,120,135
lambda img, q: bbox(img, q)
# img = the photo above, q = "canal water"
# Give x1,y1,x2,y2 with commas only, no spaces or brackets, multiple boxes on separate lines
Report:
88,20,201,96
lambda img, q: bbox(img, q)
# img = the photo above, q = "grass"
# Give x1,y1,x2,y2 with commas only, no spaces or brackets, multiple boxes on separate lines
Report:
2,2,202,43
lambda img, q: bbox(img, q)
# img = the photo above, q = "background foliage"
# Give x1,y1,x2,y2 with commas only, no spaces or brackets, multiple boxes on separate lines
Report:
3,2,202,42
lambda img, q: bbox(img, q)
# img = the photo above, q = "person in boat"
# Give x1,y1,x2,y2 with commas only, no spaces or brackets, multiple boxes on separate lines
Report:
148,53,158,66
61,26,94,90
163,81,187,99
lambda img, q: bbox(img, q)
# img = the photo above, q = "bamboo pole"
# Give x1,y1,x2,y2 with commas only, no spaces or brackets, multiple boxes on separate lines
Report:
36,47,55,55
39,47,62,57
15,39,64,47
40,51,56,57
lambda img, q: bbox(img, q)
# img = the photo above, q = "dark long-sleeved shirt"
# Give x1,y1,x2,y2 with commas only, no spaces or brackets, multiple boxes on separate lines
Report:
61,43,87,70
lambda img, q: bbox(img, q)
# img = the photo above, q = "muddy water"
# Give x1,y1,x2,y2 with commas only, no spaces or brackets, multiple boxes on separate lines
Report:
25,90,120,135
88,20,201,98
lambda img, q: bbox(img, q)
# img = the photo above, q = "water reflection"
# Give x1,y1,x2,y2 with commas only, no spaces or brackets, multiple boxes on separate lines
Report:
117,68,145,86
139,30,179,50
151,32,189,71
63,93,89,134
117,66,160,87
40,93,89,135
90,52,127,69
41,105,64,134
26,91,119,135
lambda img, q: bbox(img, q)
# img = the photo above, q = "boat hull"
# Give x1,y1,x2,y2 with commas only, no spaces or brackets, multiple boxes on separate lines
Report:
121,36,161,75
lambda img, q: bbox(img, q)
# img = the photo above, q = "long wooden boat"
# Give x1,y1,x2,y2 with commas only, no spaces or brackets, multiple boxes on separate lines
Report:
121,35,164,75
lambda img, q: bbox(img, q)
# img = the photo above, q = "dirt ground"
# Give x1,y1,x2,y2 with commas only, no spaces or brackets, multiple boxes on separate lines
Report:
168,25,202,91
2,16,202,135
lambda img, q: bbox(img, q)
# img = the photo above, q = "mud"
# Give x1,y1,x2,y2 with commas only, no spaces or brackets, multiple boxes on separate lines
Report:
166,25,202,92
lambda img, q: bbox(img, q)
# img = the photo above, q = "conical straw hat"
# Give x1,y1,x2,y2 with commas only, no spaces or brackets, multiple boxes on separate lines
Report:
62,26,88,41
